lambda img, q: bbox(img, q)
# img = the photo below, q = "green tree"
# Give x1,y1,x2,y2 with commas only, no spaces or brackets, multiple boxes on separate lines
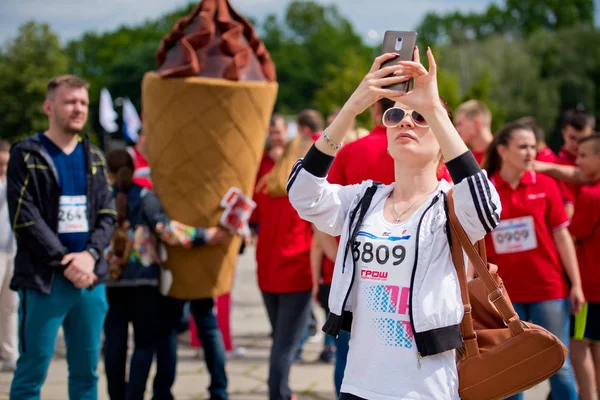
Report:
63,3,195,138
439,36,559,133
262,1,373,116
0,22,68,142
417,0,594,47
526,26,600,148
313,49,373,127
105,41,157,111
506,0,594,36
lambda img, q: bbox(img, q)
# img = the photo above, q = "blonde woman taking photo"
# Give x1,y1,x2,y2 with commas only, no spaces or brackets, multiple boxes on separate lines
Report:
288,48,501,399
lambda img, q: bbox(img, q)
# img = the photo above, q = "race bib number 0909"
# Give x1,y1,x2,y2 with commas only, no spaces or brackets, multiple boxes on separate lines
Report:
491,216,537,254
58,195,89,234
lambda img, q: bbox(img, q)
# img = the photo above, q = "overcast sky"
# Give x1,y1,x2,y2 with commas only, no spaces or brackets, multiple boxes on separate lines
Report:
2,0,599,46
0,0,493,45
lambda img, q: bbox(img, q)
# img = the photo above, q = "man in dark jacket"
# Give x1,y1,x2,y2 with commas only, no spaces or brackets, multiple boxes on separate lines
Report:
6,75,116,400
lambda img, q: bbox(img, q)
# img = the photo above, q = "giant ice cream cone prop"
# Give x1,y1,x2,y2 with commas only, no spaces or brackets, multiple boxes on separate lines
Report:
142,0,278,299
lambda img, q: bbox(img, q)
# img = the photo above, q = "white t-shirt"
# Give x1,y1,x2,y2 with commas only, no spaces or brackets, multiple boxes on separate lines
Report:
341,196,459,400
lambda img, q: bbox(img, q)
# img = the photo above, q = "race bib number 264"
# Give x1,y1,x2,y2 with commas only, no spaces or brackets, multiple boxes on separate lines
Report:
58,195,89,234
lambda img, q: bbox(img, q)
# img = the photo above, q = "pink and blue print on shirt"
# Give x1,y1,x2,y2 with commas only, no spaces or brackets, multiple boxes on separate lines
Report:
364,284,414,348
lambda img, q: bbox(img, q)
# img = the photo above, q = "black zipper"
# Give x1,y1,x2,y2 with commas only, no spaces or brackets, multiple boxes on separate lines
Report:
408,194,440,366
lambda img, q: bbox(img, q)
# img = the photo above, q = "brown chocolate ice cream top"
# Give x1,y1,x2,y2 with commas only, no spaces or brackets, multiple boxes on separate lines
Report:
155,0,276,82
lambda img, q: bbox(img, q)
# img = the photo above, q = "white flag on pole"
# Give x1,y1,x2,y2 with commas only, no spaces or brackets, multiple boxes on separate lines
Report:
122,97,142,143
99,88,118,133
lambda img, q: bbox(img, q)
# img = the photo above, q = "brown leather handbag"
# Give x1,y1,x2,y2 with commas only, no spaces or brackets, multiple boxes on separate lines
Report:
447,191,568,400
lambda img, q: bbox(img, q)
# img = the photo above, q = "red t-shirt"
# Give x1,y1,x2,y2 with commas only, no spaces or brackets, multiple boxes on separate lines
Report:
536,146,559,163
557,147,579,202
485,171,569,303
569,179,600,302
249,152,276,226
256,152,276,183
472,150,486,166
254,191,313,293
536,146,574,205
321,257,335,285
328,125,394,185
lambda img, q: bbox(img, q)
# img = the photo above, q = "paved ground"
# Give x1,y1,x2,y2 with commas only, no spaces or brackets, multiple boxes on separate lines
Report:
0,246,549,399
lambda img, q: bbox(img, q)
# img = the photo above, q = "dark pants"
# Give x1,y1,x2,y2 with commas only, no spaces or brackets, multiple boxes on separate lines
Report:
335,330,350,396
152,296,228,400
262,291,312,400
103,286,159,400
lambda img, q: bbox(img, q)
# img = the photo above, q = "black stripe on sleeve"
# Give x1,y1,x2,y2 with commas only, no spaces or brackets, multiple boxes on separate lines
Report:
474,173,498,230
477,172,500,227
286,160,303,193
445,151,481,183
467,176,492,233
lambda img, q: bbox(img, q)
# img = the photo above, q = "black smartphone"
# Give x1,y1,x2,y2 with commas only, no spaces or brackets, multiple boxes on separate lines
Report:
380,31,418,91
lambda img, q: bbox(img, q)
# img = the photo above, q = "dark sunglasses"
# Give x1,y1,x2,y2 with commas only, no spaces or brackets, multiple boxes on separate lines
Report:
383,107,428,128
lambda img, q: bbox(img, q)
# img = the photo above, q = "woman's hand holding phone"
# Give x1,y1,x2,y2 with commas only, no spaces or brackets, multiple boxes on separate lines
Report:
342,53,411,116
392,46,442,115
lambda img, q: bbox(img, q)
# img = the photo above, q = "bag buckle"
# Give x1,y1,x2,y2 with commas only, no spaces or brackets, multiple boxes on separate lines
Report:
464,305,472,314
488,287,503,303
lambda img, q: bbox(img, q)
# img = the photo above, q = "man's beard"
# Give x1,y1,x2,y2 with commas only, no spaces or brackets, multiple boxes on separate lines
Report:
57,113,85,135
63,124,81,135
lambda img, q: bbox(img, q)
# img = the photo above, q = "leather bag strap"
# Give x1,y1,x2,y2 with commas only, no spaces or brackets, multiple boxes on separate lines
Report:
446,190,522,344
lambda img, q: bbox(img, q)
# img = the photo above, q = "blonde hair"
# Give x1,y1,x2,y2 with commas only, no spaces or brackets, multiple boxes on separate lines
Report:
260,135,314,197
456,100,492,127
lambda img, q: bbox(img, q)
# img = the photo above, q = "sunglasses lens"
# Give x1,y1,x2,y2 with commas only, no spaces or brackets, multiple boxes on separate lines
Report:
384,108,406,127
411,111,426,125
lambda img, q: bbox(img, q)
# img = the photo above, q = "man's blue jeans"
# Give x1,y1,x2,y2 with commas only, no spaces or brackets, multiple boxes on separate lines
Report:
507,298,578,400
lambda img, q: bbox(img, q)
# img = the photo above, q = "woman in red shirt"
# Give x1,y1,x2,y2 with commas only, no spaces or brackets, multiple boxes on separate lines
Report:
254,135,315,400
484,121,585,400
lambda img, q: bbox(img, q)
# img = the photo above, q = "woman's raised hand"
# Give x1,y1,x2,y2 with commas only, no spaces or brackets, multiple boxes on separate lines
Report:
393,46,442,113
343,53,411,116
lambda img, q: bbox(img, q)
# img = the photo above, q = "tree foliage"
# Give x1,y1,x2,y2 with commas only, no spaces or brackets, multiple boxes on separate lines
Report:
417,0,594,47
0,22,68,142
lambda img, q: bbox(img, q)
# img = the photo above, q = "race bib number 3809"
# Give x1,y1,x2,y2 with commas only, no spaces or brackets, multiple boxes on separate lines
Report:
58,195,89,234
491,216,537,254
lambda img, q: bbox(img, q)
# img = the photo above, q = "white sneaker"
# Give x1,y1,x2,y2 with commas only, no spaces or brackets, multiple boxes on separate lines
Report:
227,346,247,359
308,331,323,343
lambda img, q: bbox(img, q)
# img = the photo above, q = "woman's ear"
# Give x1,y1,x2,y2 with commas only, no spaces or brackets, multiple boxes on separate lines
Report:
497,144,507,159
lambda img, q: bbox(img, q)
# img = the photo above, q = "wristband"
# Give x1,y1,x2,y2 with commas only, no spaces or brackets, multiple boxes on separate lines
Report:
322,128,342,151
87,248,101,262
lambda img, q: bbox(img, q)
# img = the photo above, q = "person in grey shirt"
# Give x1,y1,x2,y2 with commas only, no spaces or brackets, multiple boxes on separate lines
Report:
0,139,17,371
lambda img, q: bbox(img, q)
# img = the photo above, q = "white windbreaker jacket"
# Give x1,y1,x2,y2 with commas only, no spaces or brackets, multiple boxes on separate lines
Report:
287,146,502,358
